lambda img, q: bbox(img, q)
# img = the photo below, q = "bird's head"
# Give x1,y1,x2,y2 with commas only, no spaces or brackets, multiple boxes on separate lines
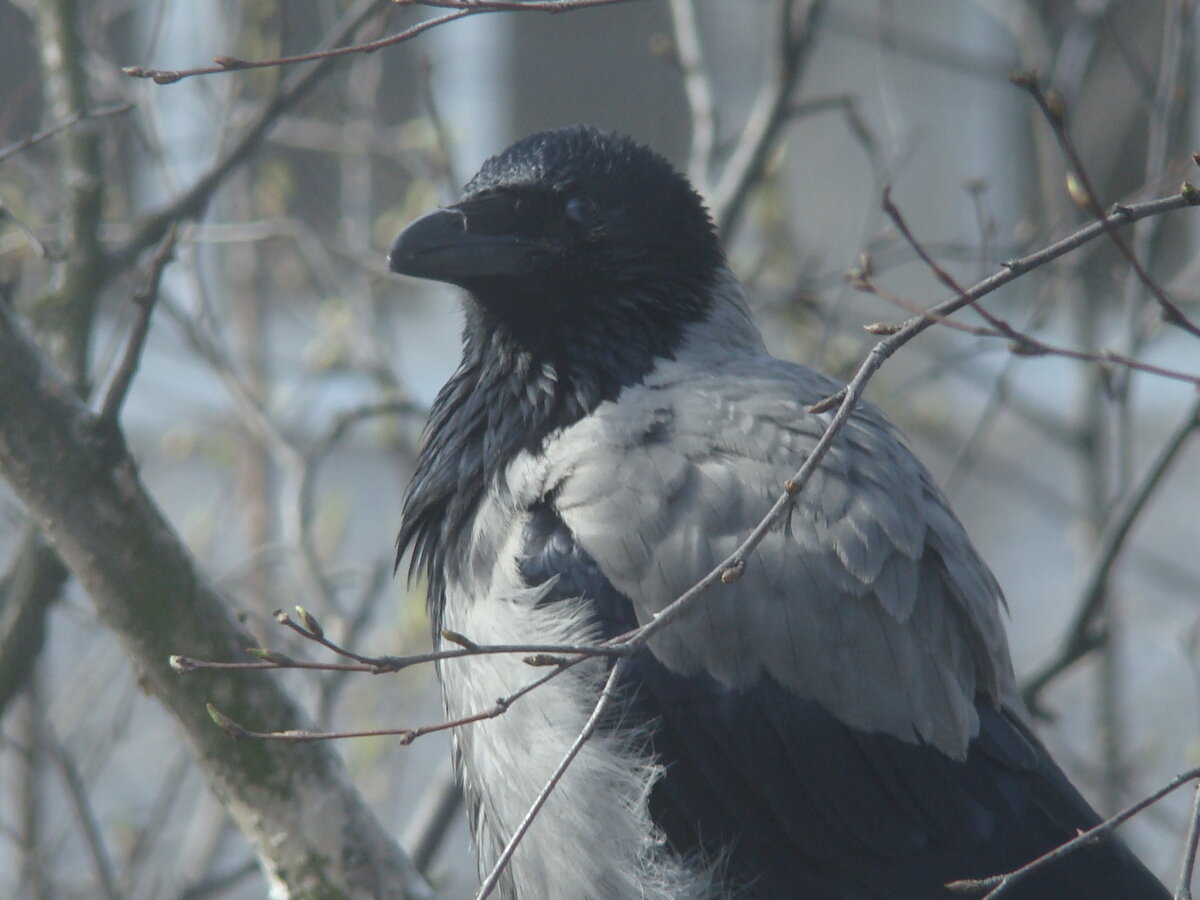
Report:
389,126,724,361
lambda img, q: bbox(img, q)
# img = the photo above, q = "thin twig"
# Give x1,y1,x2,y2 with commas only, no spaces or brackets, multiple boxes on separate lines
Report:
0,527,68,720
790,93,880,166
205,654,588,748
1021,392,1200,711
879,188,1013,335
280,605,618,666
157,291,293,460
122,9,466,84
315,565,391,725
856,201,1200,390
119,750,192,888
98,226,178,426
948,765,1200,898
711,0,826,237
401,762,463,877
942,324,1058,497
121,0,639,85
37,0,107,392
1111,0,1196,497
1012,71,1200,339
171,635,616,676
0,103,133,165
47,730,121,900
823,4,1015,80
475,657,628,900
114,0,392,267
14,674,49,899
878,187,1198,389
668,0,717,196
1177,785,1200,900
417,54,461,196
288,397,425,619
0,204,61,260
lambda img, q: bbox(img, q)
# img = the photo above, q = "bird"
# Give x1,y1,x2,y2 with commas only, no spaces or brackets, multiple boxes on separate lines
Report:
388,125,1168,899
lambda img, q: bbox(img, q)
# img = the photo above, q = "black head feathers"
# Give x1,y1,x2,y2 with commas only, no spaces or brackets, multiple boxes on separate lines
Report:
389,126,724,355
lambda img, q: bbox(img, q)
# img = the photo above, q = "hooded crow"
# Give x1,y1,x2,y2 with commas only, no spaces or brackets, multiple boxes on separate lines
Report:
389,126,1168,899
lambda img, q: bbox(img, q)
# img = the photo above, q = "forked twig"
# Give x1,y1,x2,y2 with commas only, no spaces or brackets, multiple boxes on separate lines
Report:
1011,71,1200,339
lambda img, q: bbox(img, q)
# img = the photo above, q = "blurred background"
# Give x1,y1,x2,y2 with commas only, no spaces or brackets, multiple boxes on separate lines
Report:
1,1,1197,896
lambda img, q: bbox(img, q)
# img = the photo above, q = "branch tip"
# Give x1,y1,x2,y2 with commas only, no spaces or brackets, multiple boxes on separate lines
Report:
523,654,568,667
442,629,480,651
206,703,251,739
864,321,902,335
295,605,324,639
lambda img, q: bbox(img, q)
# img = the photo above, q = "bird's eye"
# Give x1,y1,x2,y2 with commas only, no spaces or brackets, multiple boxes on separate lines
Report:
564,195,596,224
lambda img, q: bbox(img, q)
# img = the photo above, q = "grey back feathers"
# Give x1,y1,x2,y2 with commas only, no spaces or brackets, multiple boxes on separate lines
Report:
536,285,1017,757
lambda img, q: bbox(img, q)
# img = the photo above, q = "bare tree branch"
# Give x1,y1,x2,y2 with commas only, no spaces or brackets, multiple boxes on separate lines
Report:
0,528,67,720
113,0,394,268
401,762,463,878
120,0,641,85
0,102,131,164
97,225,178,427
711,0,826,236
34,0,107,390
1022,392,1200,711
1012,71,1200,339
856,192,1200,389
1176,784,1200,900
668,0,717,196
46,726,120,900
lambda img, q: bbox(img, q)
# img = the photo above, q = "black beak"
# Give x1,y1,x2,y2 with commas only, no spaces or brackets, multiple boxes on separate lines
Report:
388,199,555,285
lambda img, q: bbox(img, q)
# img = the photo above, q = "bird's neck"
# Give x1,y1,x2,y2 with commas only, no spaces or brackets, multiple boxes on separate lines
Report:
398,293,694,625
